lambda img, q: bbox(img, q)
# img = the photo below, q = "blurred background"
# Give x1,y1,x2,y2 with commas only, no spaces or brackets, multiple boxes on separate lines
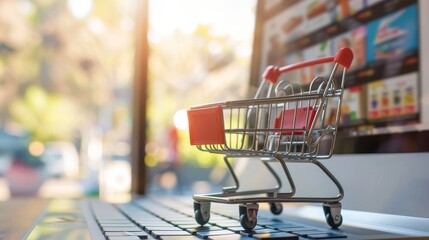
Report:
0,0,256,202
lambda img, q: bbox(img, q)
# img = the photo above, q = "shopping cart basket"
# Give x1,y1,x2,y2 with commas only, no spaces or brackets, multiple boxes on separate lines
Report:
187,47,353,230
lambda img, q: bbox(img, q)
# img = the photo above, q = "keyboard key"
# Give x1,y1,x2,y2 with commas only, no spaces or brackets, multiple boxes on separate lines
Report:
159,236,200,240
256,220,284,226
290,229,325,236
169,220,197,225
292,230,332,236
265,223,300,230
240,228,280,237
151,230,192,238
213,221,242,228
177,224,209,229
145,226,182,232
186,226,223,234
226,226,264,233
137,221,172,226
306,233,347,239
105,231,148,239
102,227,143,232
140,223,176,230
195,229,235,239
98,220,133,224
209,216,234,221
208,235,256,240
278,227,317,233
108,237,141,240
252,232,299,240
100,223,138,227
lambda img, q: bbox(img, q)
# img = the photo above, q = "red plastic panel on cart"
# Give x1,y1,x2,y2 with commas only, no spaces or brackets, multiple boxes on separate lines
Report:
188,105,225,145
274,107,316,134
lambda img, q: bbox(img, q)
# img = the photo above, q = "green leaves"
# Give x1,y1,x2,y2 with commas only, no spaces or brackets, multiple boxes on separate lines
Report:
9,86,81,142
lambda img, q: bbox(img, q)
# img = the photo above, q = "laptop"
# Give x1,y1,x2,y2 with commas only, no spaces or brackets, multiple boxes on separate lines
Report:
9,154,429,240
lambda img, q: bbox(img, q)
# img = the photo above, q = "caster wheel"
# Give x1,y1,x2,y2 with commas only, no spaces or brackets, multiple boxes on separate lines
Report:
239,203,259,231
195,209,209,225
270,203,283,215
240,214,257,231
323,202,342,228
194,201,210,225
326,212,343,228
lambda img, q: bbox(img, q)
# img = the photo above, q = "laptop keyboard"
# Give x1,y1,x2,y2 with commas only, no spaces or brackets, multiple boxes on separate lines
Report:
91,197,348,240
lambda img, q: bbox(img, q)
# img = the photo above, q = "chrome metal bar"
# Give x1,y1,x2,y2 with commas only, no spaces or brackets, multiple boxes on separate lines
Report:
307,63,339,136
193,194,343,204
192,94,323,110
261,161,282,191
312,160,344,201
222,156,240,193
272,154,296,196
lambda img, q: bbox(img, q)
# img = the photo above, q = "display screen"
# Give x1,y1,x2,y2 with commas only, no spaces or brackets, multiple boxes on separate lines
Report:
257,0,423,151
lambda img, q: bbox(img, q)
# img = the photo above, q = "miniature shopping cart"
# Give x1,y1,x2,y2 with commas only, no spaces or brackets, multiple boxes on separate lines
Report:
187,48,353,230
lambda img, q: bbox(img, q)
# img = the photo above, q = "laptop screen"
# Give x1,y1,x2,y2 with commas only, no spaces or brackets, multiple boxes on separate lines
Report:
248,0,429,218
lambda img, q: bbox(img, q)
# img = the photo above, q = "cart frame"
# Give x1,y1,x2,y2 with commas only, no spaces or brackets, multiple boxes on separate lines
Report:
187,48,353,230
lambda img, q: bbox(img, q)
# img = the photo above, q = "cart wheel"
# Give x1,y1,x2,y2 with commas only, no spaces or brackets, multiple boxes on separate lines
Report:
323,202,342,228
194,201,210,225
270,203,283,215
240,214,257,231
239,204,259,231
325,212,343,228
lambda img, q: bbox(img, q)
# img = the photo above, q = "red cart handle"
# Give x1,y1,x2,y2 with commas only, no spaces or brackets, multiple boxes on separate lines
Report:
262,47,353,84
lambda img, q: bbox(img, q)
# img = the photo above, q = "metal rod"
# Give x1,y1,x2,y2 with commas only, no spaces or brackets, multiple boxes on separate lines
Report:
222,156,240,193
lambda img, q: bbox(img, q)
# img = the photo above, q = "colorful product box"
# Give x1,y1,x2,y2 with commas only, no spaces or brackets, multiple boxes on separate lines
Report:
341,85,365,125
366,5,418,62
305,0,335,33
367,73,418,120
